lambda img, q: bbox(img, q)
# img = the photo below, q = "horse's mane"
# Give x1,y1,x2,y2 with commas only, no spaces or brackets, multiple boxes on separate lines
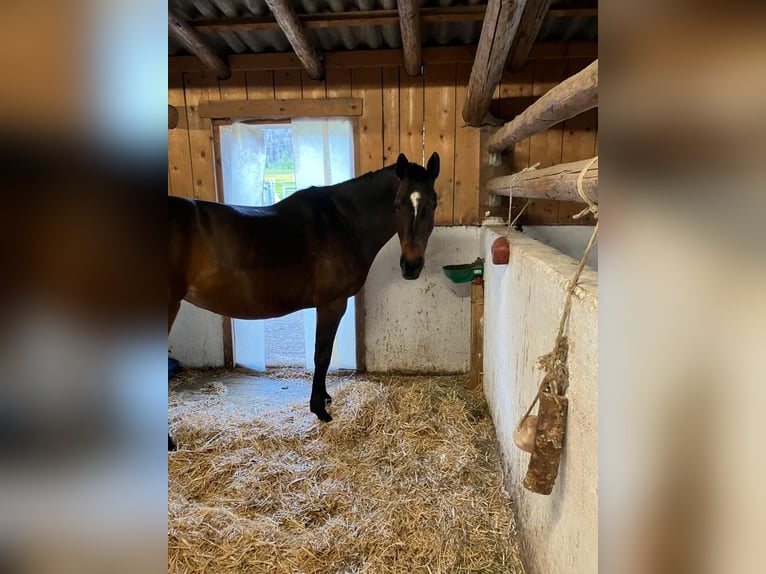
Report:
306,164,397,196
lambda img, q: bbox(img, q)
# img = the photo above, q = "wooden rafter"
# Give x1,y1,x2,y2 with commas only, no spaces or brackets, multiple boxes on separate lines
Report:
397,0,422,76
192,6,487,33
462,0,527,126
507,0,553,72
188,5,595,34
168,10,230,79
487,158,598,202
263,0,324,80
487,59,598,152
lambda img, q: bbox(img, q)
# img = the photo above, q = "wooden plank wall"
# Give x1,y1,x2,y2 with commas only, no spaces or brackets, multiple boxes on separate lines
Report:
169,57,597,225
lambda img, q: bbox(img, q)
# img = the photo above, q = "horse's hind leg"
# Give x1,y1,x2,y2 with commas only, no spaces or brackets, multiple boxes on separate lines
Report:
310,297,348,423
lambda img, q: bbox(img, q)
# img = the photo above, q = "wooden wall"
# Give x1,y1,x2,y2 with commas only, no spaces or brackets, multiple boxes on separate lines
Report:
168,49,597,226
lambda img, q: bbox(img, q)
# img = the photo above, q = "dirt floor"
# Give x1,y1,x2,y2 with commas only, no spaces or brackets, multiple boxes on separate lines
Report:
169,367,525,574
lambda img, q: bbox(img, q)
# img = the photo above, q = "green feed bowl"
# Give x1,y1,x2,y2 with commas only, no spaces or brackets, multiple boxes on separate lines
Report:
442,258,484,284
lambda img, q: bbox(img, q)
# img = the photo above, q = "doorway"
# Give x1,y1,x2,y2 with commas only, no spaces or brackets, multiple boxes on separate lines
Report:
216,118,357,372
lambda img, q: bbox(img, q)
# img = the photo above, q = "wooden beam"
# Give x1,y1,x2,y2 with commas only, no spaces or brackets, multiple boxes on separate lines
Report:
264,0,324,80
398,0,422,76
488,59,598,152
547,8,598,18
169,43,596,73
469,281,484,390
168,11,230,79
192,6,486,33
486,158,598,202
507,0,553,72
197,98,363,119
228,46,477,71
527,41,597,61
462,0,527,126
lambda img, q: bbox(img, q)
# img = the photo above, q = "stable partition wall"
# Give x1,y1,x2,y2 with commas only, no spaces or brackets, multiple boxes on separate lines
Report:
169,303,225,368
364,226,481,373
481,226,598,574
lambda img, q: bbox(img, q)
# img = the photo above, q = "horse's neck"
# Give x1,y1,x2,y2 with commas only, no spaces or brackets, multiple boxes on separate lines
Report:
335,167,398,264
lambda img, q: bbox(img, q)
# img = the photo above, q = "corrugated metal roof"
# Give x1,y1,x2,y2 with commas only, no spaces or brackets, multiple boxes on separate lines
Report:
169,0,597,57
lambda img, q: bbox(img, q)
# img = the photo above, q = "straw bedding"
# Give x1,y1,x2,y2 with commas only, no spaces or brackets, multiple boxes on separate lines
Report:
169,369,525,573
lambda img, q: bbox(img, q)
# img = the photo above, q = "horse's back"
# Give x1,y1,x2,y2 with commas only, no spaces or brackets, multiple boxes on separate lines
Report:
168,195,346,318
168,197,303,268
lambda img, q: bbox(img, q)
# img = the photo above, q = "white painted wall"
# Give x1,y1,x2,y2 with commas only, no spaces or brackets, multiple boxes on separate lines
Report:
481,226,598,574
363,227,481,373
168,301,225,367
522,225,598,269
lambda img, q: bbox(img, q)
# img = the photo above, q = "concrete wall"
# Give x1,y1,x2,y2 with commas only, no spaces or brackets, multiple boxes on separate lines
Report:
522,225,598,270
364,226,481,373
168,302,224,367
481,226,598,574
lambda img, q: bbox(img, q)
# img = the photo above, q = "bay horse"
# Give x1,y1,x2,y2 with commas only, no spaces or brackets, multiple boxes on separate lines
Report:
168,152,440,448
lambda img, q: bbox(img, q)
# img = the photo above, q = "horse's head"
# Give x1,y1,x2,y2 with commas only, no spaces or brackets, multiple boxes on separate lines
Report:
394,152,440,280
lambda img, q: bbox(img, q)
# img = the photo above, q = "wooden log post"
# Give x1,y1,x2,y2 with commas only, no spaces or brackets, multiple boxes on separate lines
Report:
507,0,553,71
469,280,485,390
486,158,598,202
264,0,325,80
488,59,598,152
523,391,568,495
168,11,231,80
462,0,527,126
397,0,422,76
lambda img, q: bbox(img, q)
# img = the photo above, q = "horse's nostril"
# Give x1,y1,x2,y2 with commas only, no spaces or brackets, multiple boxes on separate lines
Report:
400,256,424,279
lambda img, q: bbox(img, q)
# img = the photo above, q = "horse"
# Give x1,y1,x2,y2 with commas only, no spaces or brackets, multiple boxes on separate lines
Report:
168,152,440,448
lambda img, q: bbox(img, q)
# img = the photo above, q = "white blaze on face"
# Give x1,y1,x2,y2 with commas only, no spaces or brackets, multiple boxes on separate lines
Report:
410,191,422,221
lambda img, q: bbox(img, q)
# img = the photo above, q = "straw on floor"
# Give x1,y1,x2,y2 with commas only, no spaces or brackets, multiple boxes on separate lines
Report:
169,370,525,574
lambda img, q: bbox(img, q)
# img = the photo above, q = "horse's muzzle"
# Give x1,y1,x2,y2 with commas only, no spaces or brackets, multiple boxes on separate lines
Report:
400,255,424,280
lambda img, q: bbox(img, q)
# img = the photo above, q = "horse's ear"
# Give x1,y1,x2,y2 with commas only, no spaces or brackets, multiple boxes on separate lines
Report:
396,153,409,178
426,152,440,180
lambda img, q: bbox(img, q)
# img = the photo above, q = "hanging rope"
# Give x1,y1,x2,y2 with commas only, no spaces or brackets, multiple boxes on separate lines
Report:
509,200,530,231
573,155,599,220
505,163,540,235
517,157,599,430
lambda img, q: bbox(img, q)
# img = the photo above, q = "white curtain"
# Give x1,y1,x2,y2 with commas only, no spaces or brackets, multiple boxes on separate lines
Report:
291,118,356,371
220,122,268,371
220,123,270,206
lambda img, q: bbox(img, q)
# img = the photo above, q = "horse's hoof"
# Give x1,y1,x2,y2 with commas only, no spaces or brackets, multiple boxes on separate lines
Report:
168,435,177,451
310,403,333,423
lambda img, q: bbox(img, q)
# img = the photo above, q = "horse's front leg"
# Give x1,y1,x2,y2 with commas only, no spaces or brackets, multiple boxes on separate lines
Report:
310,297,348,422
